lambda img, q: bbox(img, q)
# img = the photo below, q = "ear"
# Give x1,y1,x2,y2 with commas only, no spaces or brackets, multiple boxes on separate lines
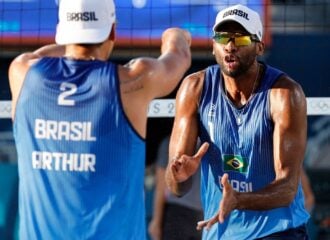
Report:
256,41,265,56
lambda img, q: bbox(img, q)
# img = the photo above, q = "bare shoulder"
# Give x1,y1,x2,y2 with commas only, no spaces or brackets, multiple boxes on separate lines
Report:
10,52,40,68
270,75,306,103
9,52,40,81
9,52,40,120
270,74,307,120
178,69,206,101
174,69,206,116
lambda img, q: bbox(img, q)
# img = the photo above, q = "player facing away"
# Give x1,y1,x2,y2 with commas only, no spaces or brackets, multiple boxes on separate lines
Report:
8,0,191,239
165,4,310,240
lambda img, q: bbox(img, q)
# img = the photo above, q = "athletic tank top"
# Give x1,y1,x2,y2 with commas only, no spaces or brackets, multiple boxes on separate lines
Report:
14,57,146,240
198,63,309,240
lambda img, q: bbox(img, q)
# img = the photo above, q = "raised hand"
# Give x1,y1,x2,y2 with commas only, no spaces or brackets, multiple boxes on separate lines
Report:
169,142,209,183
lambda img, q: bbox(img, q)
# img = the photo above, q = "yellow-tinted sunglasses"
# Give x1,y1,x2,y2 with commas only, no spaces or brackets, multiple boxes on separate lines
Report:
213,32,259,46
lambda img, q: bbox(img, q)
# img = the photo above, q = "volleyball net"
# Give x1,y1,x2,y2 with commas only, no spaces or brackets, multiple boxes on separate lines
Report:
0,0,330,115
0,0,329,118
0,0,270,50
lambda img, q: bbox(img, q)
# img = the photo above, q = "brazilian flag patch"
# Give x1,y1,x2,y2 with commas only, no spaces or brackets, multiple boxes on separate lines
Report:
223,154,248,173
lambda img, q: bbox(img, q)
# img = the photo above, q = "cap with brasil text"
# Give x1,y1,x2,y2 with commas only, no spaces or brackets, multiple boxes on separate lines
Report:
212,4,263,41
55,0,116,45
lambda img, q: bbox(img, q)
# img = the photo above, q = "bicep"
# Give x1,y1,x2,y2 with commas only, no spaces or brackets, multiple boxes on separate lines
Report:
169,75,202,159
271,80,307,182
129,53,189,99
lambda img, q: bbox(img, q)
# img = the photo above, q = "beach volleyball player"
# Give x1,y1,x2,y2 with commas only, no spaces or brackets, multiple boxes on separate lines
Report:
8,0,191,239
165,4,310,240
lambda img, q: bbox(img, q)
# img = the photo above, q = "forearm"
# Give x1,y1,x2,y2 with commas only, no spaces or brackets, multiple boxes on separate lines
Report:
160,28,191,70
165,115,200,196
236,177,298,210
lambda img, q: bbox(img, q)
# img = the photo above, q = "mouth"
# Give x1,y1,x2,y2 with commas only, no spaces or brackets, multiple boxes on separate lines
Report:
224,55,238,69
225,55,237,63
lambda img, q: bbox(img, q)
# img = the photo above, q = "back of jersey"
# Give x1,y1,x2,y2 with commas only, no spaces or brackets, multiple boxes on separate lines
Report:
14,57,146,240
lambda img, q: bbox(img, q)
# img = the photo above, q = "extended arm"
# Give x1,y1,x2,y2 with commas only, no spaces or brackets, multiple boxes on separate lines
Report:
165,71,209,196
118,28,192,138
121,28,192,100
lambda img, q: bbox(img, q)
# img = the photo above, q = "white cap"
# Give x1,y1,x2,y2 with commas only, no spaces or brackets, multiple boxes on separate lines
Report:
212,4,263,41
55,0,116,45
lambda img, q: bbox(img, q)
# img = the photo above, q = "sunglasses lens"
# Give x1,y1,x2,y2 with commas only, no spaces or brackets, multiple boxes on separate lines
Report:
213,33,253,46
213,35,230,44
235,36,252,46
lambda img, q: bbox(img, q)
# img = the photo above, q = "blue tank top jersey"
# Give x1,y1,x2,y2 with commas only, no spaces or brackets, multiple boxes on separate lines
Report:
198,63,309,240
14,57,146,240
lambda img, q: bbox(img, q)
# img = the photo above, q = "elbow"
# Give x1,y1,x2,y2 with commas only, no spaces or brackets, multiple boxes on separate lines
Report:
284,192,296,206
164,169,179,196
164,169,192,197
281,184,298,207
181,48,191,71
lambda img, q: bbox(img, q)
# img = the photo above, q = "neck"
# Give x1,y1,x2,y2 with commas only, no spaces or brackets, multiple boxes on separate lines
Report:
64,40,113,61
224,63,260,107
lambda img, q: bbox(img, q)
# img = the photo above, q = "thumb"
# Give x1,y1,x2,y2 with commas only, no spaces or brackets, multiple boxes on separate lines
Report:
221,173,229,188
193,142,209,159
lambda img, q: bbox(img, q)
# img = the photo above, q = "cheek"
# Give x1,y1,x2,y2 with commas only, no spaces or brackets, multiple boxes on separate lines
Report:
213,45,226,58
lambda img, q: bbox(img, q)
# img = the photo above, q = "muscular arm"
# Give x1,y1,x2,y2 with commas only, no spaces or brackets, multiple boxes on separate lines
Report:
235,76,307,210
120,28,192,138
165,71,208,196
120,28,191,100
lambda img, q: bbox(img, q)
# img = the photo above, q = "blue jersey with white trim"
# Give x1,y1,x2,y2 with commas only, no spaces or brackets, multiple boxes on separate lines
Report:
198,63,309,240
14,57,146,240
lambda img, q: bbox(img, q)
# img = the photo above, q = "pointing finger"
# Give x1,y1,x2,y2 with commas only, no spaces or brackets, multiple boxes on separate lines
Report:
193,142,209,159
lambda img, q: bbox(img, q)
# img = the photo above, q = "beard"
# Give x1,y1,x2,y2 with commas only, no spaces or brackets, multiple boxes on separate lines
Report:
215,52,256,78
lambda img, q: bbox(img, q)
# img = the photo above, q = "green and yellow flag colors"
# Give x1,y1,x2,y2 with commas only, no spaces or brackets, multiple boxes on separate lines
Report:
223,154,248,173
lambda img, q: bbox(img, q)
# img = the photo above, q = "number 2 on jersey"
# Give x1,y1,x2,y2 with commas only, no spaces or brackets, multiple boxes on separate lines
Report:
58,82,77,106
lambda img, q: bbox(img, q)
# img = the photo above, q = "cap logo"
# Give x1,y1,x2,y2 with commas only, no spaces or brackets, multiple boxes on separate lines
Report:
223,9,249,21
66,12,99,22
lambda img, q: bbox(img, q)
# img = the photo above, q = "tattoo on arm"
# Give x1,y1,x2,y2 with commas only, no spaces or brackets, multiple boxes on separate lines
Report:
121,77,144,93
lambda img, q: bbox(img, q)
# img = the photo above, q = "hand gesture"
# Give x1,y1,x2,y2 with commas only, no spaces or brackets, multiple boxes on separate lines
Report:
196,173,238,230
169,142,209,183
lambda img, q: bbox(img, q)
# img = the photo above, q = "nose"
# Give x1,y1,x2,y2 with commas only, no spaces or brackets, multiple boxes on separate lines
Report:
224,39,237,52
